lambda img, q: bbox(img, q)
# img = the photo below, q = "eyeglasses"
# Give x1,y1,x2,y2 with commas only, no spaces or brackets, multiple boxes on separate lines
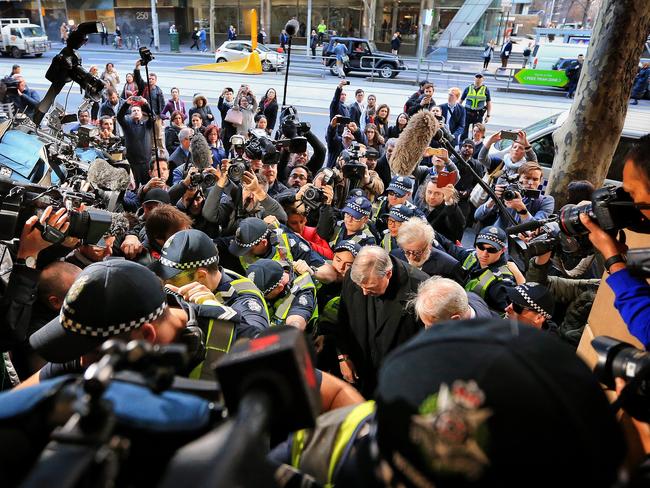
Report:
289,173,308,181
476,243,499,254
344,213,364,223
403,245,429,259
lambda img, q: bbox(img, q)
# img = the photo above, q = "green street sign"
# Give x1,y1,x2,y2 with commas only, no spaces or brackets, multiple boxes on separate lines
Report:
514,69,568,87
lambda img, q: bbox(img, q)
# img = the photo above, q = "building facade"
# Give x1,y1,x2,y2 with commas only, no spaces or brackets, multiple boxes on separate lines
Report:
0,0,526,54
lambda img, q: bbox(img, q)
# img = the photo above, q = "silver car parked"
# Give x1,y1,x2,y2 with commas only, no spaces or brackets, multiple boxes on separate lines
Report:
214,40,285,72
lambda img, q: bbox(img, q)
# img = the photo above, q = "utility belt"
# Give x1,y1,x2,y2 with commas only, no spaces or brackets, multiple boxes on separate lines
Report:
466,108,486,113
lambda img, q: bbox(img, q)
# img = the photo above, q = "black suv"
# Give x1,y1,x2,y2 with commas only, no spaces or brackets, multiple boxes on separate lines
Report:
322,37,407,79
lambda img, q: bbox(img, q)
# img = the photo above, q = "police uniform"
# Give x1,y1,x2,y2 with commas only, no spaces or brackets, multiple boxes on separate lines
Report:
371,176,418,235
461,75,491,139
329,196,377,248
444,226,515,312
380,204,422,252
148,229,271,379
229,217,325,271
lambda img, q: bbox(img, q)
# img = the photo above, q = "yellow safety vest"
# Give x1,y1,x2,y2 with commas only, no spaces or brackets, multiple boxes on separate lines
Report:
465,84,488,110
239,228,294,270
291,400,376,487
381,232,393,252
329,223,374,248
462,253,513,299
270,273,319,326
189,269,271,380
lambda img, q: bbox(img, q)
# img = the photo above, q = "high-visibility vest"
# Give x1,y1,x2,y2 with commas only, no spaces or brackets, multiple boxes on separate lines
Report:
329,222,375,248
381,232,394,252
464,84,488,110
291,400,376,487
239,228,294,270
461,253,513,299
189,269,270,380
270,273,319,326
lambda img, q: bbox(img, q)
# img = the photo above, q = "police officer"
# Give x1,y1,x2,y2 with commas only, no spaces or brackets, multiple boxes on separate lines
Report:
460,73,492,141
505,282,558,334
271,318,624,488
149,229,271,378
318,195,377,248
228,217,325,271
28,259,238,383
371,175,420,235
246,259,318,331
380,204,420,252
441,226,516,312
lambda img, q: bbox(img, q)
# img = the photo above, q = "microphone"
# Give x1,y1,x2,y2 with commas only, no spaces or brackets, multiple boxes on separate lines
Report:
190,133,213,170
86,158,131,191
285,19,300,37
506,218,553,235
390,111,440,176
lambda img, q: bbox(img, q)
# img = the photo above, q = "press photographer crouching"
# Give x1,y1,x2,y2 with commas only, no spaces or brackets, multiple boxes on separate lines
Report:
475,161,555,230
579,134,650,347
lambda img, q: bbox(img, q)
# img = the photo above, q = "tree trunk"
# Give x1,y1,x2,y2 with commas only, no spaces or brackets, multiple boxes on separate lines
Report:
547,0,650,208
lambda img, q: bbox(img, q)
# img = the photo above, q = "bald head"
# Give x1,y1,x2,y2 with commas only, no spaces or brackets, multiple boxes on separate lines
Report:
38,262,82,311
413,276,470,328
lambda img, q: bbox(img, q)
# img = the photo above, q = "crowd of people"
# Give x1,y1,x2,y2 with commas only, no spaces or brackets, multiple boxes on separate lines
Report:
2,54,650,486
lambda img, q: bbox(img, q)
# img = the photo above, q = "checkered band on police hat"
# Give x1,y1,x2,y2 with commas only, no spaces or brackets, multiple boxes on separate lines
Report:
345,197,371,217
388,176,413,194
513,284,553,320
476,233,506,249
334,240,361,257
235,228,269,248
388,205,414,222
59,300,168,337
159,255,219,270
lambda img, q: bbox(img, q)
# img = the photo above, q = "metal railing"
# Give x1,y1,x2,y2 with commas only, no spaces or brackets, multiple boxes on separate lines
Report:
493,67,518,91
415,60,445,83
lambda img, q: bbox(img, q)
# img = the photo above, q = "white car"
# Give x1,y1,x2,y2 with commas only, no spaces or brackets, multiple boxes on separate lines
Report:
488,111,645,185
214,40,285,72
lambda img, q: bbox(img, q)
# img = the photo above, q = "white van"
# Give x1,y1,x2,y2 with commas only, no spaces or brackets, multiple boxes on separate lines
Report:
531,43,588,70
488,111,646,185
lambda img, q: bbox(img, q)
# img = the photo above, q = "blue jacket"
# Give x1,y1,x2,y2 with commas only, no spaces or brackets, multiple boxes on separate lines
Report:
329,86,350,121
439,103,466,146
607,268,650,346
475,194,555,230
333,43,348,61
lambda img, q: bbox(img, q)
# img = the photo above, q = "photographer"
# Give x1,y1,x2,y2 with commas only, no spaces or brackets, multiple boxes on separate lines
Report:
415,176,466,243
169,128,195,185
116,95,153,186
133,60,165,147
478,130,537,183
330,80,351,120
475,161,554,230
406,82,436,116
326,116,361,168
202,166,287,236
580,134,650,347
4,75,40,120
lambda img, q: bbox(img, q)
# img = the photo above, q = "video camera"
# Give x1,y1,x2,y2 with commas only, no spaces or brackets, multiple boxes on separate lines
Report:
341,142,367,181
0,180,117,244
279,105,311,140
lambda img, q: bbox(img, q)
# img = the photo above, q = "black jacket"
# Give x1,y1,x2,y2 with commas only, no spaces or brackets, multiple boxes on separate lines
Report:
133,69,165,116
258,98,278,131
422,203,466,243
338,255,428,396
329,86,351,121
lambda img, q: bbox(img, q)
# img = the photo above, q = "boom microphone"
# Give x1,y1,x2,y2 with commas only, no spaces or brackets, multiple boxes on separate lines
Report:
86,158,131,191
506,217,555,235
190,133,213,170
390,111,440,176
285,19,300,37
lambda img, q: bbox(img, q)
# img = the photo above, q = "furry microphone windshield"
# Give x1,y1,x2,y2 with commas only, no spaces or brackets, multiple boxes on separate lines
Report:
190,133,213,170
86,158,131,191
390,111,439,176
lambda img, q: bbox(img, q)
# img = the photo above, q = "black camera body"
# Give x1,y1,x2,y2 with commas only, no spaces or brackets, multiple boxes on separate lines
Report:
593,336,650,422
502,175,542,201
245,132,279,165
301,186,325,211
139,46,155,66
189,170,216,188
227,156,250,184
559,185,650,236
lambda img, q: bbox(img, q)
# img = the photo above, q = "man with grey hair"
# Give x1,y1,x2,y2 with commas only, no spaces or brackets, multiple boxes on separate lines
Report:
413,276,495,328
394,217,465,283
168,127,195,185
338,245,428,396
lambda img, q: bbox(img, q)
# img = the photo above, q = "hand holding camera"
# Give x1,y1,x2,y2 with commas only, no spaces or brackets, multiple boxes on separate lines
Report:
18,206,70,260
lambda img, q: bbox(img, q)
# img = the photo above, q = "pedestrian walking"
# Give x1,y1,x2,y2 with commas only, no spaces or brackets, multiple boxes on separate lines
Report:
199,27,207,52
333,39,348,78
258,27,266,45
522,41,532,68
310,29,318,58
228,25,237,41
631,62,650,105
565,54,584,98
390,31,401,55
500,37,512,69
190,27,199,50
317,20,327,45
279,30,289,50
60,22,68,44
100,22,109,45
149,27,154,47
482,39,494,70
114,25,122,49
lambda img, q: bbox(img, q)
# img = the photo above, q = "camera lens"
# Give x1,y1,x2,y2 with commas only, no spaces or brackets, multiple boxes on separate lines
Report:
559,202,592,236
227,162,245,182
67,209,90,239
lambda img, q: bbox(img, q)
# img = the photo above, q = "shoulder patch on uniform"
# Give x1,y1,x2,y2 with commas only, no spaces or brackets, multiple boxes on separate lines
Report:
299,242,310,252
289,238,296,247
247,299,262,312
298,295,309,306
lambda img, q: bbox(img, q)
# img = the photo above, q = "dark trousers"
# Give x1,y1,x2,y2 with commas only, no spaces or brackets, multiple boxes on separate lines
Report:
130,162,150,186
311,47,316,57
462,108,485,141
483,57,490,69
101,33,109,45
190,39,199,50
501,54,509,68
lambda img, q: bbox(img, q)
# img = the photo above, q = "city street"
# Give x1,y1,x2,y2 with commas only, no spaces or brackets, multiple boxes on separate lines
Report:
1,45,649,137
